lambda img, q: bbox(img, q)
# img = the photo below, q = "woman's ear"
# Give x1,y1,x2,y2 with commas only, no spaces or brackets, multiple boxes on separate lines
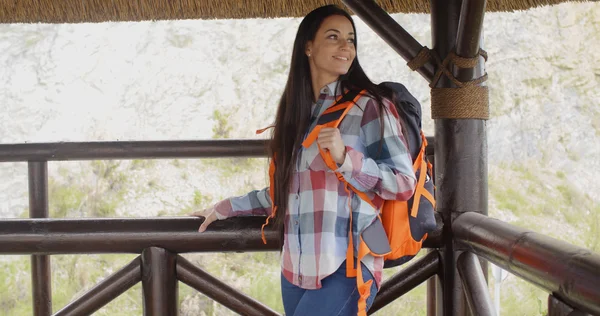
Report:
305,41,313,57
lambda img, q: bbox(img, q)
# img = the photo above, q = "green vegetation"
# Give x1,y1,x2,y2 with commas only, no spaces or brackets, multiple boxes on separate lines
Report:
203,157,266,183
489,162,599,315
171,189,213,216
45,161,130,218
0,257,32,316
498,278,547,316
584,204,600,252
493,167,592,223
0,255,143,316
131,159,156,170
212,109,233,139
206,107,270,187
51,254,142,315
492,186,530,215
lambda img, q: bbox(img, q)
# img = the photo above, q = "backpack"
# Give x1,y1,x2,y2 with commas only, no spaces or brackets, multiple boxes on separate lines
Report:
258,83,436,316
377,81,437,268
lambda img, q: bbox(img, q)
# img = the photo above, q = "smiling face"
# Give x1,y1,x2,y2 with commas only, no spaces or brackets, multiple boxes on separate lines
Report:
305,15,356,87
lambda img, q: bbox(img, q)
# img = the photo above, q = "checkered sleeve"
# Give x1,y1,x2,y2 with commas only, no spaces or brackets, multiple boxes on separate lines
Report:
213,187,273,220
336,97,416,201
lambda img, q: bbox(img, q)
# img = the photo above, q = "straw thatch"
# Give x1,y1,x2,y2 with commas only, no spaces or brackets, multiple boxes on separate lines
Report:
0,0,586,23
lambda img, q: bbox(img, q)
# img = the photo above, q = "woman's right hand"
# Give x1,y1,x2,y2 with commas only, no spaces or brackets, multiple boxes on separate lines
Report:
189,206,218,232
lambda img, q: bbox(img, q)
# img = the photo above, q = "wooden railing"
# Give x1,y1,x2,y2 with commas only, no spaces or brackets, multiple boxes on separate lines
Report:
1,139,598,316
453,212,600,315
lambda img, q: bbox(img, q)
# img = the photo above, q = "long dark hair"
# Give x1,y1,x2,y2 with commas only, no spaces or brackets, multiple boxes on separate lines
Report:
268,5,395,245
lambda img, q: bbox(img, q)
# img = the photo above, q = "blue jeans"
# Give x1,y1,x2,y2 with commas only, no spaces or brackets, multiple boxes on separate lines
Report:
280,261,378,316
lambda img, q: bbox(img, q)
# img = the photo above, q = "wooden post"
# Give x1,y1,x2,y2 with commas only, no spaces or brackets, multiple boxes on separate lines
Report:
431,0,464,314
28,161,52,316
431,0,488,315
455,0,489,288
141,247,178,316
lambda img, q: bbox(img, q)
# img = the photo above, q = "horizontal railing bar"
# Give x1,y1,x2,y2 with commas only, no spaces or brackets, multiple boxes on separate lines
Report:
0,139,267,162
176,255,279,316
54,256,142,316
457,252,496,316
0,137,435,162
454,212,600,316
0,216,265,233
0,216,442,254
0,217,280,254
368,251,440,314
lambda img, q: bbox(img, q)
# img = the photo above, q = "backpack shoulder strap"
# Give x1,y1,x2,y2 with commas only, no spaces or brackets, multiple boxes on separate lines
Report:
315,89,363,126
302,89,366,149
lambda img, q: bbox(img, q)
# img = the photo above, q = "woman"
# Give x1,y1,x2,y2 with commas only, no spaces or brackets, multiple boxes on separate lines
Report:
191,5,416,315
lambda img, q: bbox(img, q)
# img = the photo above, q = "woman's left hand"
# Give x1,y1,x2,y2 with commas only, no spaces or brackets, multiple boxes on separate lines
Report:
317,127,346,165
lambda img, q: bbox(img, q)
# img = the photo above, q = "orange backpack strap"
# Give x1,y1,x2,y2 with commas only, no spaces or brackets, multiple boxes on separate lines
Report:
356,238,375,316
410,132,435,217
260,158,277,244
302,89,366,149
256,125,275,135
256,125,278,244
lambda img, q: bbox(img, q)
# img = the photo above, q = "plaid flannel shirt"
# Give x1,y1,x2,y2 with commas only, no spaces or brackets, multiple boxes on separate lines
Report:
214,81,416,290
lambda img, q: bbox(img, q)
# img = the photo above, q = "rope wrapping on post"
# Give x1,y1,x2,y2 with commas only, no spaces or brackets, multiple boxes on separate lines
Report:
408,47,489,120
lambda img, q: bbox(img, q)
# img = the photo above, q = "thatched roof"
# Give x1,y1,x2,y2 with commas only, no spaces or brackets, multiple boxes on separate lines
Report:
0,0,585,24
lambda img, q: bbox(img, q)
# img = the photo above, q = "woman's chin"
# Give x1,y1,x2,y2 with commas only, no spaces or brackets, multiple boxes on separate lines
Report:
335,68,351,76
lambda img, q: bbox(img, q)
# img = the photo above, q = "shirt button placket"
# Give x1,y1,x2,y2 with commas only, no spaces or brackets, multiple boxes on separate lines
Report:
294,195,299,226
